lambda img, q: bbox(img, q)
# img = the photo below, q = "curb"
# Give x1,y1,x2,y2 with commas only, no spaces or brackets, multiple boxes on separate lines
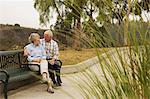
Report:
61,56,99,74
61,47,127,74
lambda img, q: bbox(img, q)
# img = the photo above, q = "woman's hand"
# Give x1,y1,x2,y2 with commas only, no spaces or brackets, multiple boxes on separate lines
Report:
24,48,30,56
33,58,41,63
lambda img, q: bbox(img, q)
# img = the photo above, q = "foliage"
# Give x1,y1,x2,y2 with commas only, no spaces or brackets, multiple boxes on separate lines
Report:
71,1,150,99
34,0,149,48
14,23,20,27
34,1,150,98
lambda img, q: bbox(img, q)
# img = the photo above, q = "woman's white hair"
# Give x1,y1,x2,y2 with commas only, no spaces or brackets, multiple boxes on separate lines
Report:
28,33,40,43
44,30,53,37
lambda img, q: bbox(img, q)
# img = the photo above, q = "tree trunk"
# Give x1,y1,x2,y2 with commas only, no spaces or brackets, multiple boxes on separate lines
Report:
73,18,82,50
124,0,131,46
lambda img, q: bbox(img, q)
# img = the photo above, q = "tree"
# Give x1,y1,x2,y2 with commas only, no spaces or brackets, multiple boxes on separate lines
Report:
34,0,86,49
34,0,149,47
14,23,20,27
111,0,149,24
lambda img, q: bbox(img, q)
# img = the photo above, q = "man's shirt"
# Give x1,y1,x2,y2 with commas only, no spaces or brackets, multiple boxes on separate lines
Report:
40,39,59,59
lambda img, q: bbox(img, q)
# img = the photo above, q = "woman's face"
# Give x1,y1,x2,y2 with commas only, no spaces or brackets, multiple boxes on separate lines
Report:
33,37,40,46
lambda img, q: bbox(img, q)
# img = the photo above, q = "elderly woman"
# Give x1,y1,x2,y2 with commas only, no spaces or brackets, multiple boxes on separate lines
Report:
24,33,54,93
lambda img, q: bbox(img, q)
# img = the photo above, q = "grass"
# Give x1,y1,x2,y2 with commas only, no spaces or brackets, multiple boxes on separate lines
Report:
59,48,110,66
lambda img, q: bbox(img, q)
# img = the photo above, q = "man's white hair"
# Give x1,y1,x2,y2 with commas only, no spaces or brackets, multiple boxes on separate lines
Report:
44,30,53,37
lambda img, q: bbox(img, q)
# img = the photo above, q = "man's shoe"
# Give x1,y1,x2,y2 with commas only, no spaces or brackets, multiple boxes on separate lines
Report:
56,82,61,86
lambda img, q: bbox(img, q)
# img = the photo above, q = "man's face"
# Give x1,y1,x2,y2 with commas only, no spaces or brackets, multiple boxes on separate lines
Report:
44,34,52,42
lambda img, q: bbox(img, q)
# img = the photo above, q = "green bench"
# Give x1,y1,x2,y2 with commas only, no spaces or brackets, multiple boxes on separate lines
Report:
0,50,40,99
0,50,62,99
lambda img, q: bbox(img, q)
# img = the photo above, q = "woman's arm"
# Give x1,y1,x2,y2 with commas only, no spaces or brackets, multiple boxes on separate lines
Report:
41,45,46,60
24,45,40,62
24,47,30,56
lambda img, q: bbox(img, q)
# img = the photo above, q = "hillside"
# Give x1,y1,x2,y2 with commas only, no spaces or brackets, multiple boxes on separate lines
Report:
0,24,45,51
0,21,149,51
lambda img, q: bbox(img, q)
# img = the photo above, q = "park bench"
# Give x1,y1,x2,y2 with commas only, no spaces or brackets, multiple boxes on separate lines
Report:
0,50,62,99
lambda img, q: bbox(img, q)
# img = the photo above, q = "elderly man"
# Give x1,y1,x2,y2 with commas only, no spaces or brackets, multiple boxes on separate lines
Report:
40,30,62,86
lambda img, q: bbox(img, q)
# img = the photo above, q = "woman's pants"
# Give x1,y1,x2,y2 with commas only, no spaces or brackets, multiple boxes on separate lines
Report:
28,60,51,82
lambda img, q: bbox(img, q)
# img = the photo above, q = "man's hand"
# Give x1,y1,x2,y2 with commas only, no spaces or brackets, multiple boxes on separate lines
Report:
49,58,55,65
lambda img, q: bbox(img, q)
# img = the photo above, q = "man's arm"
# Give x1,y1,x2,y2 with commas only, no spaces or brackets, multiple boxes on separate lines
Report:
53,42,59,60
50,41,59,65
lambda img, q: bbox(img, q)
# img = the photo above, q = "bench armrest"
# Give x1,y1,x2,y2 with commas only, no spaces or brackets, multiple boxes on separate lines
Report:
21,63,40,68
0,70,9,80
56,60,62,67
21,63,40,73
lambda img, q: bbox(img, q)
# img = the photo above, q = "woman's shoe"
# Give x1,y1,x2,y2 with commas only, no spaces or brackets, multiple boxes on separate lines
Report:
47,88,54,93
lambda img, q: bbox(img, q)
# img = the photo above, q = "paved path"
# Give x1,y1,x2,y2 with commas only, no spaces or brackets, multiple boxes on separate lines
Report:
8,75,83,99
8,64,105,99
7,48,129,99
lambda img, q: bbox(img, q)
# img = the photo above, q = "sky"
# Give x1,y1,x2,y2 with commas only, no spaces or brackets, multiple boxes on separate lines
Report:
0,0,56,29
0,0,149,29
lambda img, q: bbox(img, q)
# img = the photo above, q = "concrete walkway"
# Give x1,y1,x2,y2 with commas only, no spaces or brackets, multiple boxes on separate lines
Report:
8,64,105,99
8,75,82,99
7,47,128,99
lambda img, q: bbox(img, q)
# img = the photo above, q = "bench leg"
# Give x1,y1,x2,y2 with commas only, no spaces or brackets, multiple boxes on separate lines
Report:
3,81,8,99
1,80,8,99
2,76,9,99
